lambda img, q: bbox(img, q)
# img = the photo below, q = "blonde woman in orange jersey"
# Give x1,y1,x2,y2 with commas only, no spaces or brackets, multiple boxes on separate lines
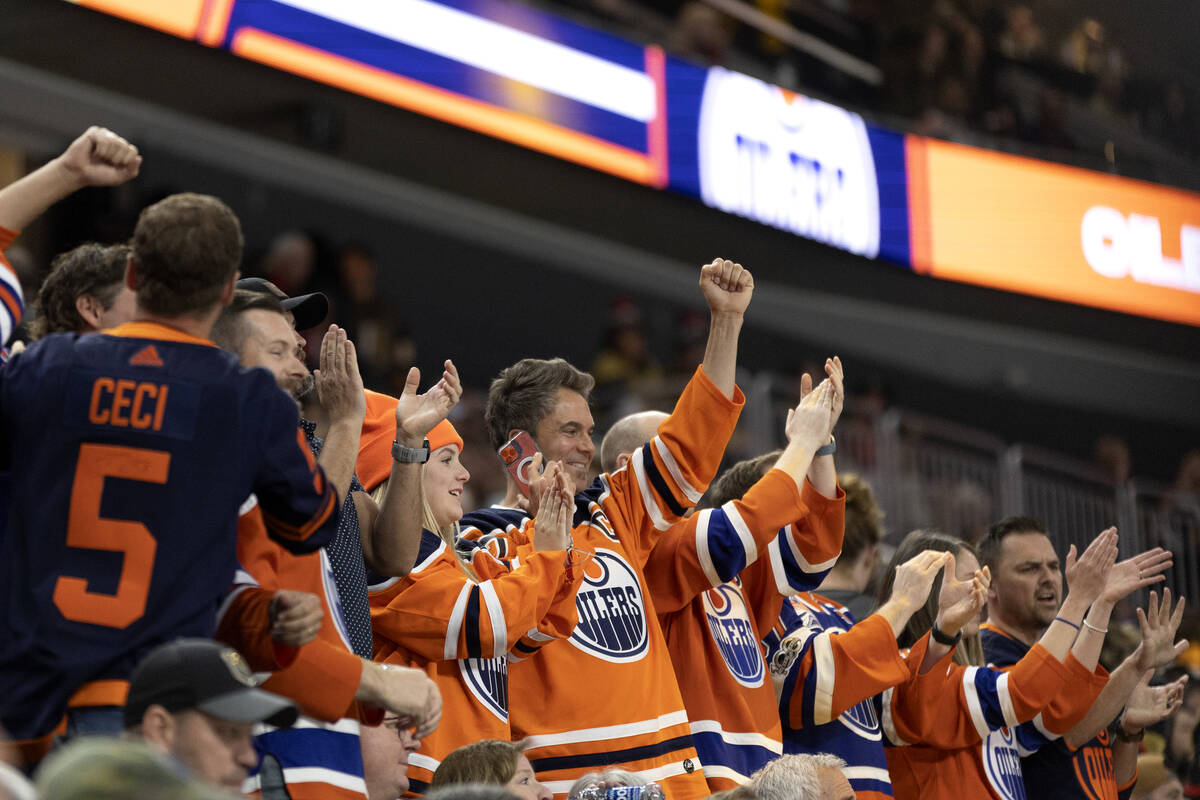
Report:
875,529,1125,800
369,418,588,795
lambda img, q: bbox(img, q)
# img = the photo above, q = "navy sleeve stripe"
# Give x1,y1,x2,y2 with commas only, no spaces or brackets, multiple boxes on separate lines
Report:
640,442,688,518
775,531,830,592
703,511,749,582
465,586,483,660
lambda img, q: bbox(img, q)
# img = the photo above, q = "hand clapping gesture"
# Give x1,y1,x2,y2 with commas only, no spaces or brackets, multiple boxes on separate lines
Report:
1063,527,1119,608
1132,589,1188,672
797,357,845,441
315,325,366,426
935,554,990,637
533,468,574,552
785,378,836,453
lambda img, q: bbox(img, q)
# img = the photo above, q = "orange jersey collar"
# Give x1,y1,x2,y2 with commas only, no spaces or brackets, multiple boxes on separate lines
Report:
104,320,217,348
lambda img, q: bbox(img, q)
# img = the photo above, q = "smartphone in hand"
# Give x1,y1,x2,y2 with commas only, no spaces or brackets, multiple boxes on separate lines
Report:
498,430,542,497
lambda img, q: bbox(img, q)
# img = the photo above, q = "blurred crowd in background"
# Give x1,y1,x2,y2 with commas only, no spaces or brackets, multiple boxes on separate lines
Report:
535,0,1198,171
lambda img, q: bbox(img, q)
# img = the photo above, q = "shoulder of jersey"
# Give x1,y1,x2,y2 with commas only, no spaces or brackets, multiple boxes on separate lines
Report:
979,625,1027,667
461,505,528,533
577,474,609,505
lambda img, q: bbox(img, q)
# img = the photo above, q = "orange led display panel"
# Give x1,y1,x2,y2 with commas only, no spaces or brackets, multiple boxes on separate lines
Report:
907,137,1200,326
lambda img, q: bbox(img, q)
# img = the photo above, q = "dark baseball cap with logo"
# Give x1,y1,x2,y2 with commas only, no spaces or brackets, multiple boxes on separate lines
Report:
236,277,329,331
123,639,299,729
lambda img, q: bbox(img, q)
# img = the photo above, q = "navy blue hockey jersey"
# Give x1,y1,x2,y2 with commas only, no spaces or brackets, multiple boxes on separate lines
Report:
0,322,337,743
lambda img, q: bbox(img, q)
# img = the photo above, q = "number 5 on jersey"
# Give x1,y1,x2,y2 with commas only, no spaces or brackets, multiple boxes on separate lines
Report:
53,443,170,628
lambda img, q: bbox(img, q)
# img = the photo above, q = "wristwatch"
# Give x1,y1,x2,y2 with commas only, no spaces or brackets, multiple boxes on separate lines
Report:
392,438,430,463
931,623,962,646
1114,714,1144,743
815,435,836,457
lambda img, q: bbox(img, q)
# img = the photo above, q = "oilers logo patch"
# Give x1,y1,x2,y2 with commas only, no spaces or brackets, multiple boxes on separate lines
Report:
460,657,508,722
838,699,882,741
981,728,1026,800
569,548,648,663
702,583,764,687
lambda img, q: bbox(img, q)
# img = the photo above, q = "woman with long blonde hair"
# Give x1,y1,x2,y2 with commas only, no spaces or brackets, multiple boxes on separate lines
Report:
369,418,586,795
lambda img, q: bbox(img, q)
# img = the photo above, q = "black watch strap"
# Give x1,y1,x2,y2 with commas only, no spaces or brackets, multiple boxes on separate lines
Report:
392,439,430,463
931,624,962,646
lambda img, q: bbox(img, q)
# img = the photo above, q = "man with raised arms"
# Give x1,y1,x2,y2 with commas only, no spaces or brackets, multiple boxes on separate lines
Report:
460,259,751,799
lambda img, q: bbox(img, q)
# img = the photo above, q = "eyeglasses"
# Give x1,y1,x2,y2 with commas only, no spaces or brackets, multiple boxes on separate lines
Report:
381,716,415,739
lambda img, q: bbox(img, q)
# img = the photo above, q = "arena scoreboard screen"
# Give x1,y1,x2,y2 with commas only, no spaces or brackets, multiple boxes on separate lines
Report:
70,0,1200,326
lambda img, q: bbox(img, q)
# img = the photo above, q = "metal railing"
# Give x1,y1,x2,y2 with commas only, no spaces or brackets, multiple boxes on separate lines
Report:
738,371,1196,602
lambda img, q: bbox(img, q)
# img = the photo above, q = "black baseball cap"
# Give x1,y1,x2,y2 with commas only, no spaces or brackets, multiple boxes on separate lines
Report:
236,277,329,331
123,639,298,729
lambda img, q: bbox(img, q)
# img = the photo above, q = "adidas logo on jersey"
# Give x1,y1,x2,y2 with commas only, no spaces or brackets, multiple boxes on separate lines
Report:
461,656,508,722
570,549,649,663
702,583,764,688
129,345,164,367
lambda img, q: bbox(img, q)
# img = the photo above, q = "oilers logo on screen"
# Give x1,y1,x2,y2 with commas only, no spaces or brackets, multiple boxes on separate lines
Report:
702,583,764,687
460,656,509,722
570,548,649,663
696,67,880,259
982,727,1026,800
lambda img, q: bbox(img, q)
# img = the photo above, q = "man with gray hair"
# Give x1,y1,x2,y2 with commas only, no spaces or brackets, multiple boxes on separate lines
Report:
750,754,852,800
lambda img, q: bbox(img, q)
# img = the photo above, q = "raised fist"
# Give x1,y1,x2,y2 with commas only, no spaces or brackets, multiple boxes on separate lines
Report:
699,258,754,316
57,126,141,188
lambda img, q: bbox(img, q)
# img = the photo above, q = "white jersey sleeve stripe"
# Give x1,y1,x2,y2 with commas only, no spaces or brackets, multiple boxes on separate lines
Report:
880,686,908,746
962,667,991,740
767,538,791,597
0,264,24,347
652,436,703,504
239,494,260,515
478,579,507,658
720,501,758,567
784,523,841,573
812,631,837,725
694,510,723,588
444,583,474,661
996,672,1019,730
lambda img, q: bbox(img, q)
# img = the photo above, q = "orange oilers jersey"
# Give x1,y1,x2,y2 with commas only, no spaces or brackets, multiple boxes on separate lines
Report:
460,366,744,800
224,501,367,724
369,529,585,795
764,593,922,799
0,226,24,345
981,623,1125,800
223,500,375,800
881,641,1107,800
647,469,845,791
